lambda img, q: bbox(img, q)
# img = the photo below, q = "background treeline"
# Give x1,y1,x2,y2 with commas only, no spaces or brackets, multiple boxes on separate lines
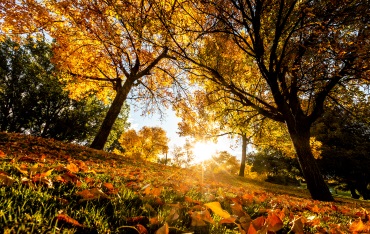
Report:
0,38,130,150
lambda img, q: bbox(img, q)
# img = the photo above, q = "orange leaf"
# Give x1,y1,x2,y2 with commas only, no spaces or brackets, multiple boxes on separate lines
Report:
252,216,265,230
66,162,79,173
136,224,148,234
0,150,6,158
247,222,257,234
267,212,283,232
56,214,83,227
311,205,320,213
350,218,365,232
103,182,114,190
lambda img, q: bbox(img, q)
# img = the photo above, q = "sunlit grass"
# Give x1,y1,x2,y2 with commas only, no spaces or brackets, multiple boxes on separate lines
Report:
0,132,370,233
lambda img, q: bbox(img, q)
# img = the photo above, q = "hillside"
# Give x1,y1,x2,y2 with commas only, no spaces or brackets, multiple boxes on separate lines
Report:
0,132,369,233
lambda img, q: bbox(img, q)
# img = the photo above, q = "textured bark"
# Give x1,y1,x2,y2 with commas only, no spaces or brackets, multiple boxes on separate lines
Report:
90,79,134,150
287,123,334,201
239,134,247,177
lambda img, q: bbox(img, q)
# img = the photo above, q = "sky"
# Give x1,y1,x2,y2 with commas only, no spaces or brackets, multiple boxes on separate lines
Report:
128,105,242,163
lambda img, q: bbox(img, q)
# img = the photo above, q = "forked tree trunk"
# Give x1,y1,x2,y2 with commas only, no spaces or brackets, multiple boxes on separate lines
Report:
90,80,134,150
287,123,334,201
239,134,247,177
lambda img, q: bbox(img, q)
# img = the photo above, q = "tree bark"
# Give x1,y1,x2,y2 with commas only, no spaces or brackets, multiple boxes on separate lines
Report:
287,123,334,201
239,133,247,177
90,79,134,150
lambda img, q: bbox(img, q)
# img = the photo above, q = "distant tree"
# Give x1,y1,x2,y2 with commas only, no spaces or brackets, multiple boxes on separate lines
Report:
313,107,370,199
0,38,130,144
170,145,186,167
119,126,169,161
203,151,240,175
247,147,302,186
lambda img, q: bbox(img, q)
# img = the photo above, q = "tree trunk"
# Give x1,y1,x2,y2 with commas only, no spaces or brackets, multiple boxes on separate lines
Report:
239,134,247,177
90,80,134,150
288,124,334,201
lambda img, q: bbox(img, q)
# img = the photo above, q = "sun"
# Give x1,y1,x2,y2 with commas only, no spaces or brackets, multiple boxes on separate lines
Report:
192,142,217,164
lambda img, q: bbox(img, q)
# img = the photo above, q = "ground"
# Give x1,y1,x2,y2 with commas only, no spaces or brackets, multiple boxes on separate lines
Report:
0,132,369,233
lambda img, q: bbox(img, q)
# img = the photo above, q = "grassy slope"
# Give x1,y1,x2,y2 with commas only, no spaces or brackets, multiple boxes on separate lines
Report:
0,132,369,233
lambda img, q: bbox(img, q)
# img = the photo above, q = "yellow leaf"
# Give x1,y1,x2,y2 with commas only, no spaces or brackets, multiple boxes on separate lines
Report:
41,169,53,178
204,202,231,218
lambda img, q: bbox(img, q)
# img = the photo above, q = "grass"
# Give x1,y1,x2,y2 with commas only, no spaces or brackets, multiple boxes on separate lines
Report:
0,132,369,233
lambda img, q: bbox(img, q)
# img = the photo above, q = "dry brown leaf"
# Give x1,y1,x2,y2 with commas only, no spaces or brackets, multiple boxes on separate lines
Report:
155,222,169,234
290,217,304,234
0,174,15,186
77,188,109,201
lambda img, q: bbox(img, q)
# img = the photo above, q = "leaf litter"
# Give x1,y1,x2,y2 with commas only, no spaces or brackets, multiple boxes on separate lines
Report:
0,132,370,233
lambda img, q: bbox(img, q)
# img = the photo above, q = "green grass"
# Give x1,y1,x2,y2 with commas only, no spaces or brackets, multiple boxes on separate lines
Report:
0,132,369,233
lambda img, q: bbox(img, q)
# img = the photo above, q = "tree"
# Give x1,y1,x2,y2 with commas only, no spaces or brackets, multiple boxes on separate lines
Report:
119,126,169,161
313,107,370,199
203,151,240,175
2,0,179,150
157,0,370,201
0,38,130,143
247,147,302,186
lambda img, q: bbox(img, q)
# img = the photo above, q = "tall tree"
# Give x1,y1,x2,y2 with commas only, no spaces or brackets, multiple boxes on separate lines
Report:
156,0,370,200
0,38,130,143
2,0,179,150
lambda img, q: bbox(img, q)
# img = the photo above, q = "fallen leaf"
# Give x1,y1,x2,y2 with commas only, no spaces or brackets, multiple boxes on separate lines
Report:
219,215,237,224
266,211,283,232
56,214,83,227
204,201,231,218
349,218,364,232
190,211,207,227
0,174,15,186
40,169,53,177
0,150,6,158
18,156,37,163
77,188,109,201
252,216,265,230
66,162,79,173
136,224,148,234
155,222,169,234
290,217,304,234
